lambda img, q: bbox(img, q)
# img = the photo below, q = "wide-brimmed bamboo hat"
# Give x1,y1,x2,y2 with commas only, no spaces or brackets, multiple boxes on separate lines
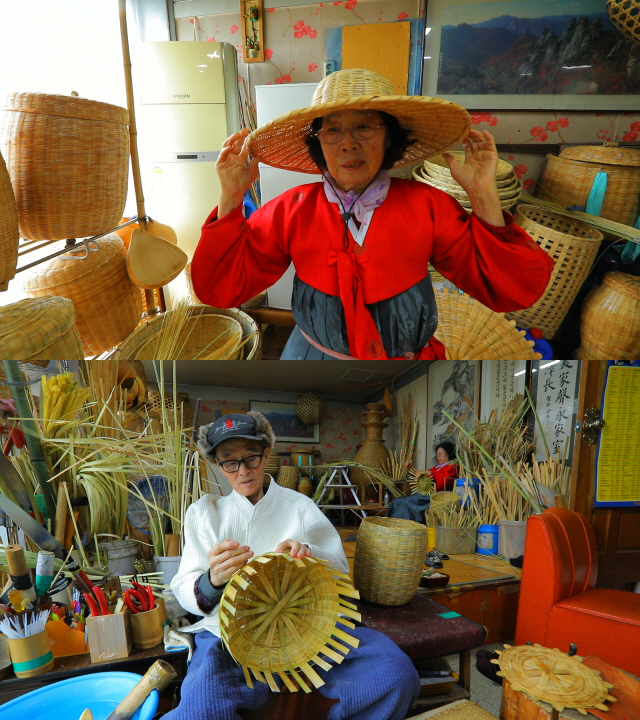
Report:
248,68,471,175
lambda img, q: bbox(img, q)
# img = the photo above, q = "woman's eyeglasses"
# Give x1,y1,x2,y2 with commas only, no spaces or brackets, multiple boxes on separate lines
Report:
218,453,264,473
314,123,384,144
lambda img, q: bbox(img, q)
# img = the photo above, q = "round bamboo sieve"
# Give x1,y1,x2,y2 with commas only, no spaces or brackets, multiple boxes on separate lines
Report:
577,271,640,360
218,553,361,692
0,148,18,292
433,289,541,360
0,92,129,241
276,466,300,490
22,233,143,356
1,296,83,360
353,517,427,606
506,205,603,339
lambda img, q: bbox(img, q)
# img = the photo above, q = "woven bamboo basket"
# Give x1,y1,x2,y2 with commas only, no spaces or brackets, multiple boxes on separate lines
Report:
607,0,640,44
433,289,541,359
115,306,244,360
494,644,616,714
353,517,427,606
218,553,361,692
538,146,640,226
277,465,301,490
425,152,514,180
0,93,129,241
505,205,603,338
22,234,143,356
577,272,640,360
1,296,83,360
0,149,18,291
295,392,324,426
145,388,195,428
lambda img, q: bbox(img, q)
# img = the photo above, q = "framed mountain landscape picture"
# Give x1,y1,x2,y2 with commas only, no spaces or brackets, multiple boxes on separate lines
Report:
423,0,640,110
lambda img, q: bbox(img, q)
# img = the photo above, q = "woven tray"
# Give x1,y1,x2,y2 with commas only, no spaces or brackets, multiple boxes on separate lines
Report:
506,205,603,338
425,152,514,180
433,289,541,359
1,296,83,360
0,92,129,241
219,553,361,692
0,149,18,292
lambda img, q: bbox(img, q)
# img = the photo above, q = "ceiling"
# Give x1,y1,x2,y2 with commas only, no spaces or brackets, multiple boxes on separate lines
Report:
141,361,429,400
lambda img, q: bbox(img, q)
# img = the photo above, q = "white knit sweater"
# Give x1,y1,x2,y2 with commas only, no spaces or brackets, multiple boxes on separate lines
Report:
170,479,349,636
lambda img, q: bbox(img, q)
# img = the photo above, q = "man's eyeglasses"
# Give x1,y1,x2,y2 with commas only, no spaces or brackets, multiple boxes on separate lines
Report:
313,123,384,145
218,453,265,473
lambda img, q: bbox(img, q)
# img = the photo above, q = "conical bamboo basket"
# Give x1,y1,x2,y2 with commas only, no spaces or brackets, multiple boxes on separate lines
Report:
219,553,361,692
433,289,541,359
1,296,83,360
0,149,18,292
22,233,143,356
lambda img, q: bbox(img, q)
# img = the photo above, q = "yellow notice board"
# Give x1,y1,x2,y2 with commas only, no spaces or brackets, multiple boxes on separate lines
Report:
595,365,640,506
342,22,411,95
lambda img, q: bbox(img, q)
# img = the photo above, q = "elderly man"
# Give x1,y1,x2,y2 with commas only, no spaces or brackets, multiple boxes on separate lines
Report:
167,411,420,720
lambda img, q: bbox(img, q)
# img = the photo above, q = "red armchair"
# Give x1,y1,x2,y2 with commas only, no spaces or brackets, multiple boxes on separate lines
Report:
515,507,640,677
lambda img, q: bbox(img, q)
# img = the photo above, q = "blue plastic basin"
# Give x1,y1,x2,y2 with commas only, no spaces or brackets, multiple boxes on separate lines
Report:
0,671,159,720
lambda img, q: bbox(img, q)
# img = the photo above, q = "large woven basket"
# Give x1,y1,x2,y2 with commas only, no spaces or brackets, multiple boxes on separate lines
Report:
0,92,129,241
505,205,603,338
433,289,541,359
538,146,640,226
353,517,427,606
577,272,640,360
218,553,361,692
0,149,18,291
22,234,143,356
1,296,83,360
277,465,300,490
607,0,640,44
115,305,244,360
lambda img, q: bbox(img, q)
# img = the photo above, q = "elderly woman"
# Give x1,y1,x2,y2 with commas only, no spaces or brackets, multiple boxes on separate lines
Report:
427,441,459,492
191,69,553,360
166,412,420,720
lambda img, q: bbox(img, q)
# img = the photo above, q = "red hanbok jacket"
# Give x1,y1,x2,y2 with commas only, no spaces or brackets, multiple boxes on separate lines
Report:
191,179,554,359
429,463,459,493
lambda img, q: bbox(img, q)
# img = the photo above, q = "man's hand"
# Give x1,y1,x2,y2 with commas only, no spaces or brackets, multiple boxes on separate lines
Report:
275,539,312,558
207,539,253,587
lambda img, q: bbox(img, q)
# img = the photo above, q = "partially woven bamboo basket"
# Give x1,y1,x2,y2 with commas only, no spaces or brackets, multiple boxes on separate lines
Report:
145,388,195,428
506,205,603,338
22,234,143,356
0,149,18,291
0,93,129,241
219,553,361,692
577,272,640,360
354,517,427,606
433,289,541,359
538,146,640,226
607,0,640,44
2,296,83,360
277,466,300,490
115,306,244,360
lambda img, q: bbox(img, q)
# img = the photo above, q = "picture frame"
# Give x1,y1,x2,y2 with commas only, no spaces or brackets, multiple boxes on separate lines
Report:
422,0,640,111
249,401,319,443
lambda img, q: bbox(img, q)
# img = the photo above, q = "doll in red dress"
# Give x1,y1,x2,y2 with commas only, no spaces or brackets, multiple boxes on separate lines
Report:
427,441,459,492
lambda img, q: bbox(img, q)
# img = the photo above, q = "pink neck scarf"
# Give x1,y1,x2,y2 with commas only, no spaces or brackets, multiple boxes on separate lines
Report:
322,170,391,224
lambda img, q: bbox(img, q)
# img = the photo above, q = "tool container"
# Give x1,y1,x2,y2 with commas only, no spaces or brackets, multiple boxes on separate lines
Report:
86,606,132,663
129,604,164,650
7,629,54,678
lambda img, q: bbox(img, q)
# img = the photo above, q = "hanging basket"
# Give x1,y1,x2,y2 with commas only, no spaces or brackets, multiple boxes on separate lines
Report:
1,296,83,361
22,234,143,356
607,0,640,44
353,517,427,606
538,148,640,227
0,149,18,292
218,553,361,692
0,92,129,241
295,392,324,426
578,271,640,360
276,466,300,491
433,289,541,359
506,205,603,339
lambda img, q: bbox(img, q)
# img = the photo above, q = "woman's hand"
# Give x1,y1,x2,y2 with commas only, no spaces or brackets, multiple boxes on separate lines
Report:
443,130,504,226
207,539,254,587
217,128,260,218
275,539,312,559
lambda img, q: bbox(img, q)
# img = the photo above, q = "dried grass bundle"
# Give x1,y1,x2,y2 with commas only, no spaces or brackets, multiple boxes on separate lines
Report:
384,394,419,484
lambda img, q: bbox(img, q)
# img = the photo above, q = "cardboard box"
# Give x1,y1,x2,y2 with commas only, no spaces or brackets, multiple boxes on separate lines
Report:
86,607,132,663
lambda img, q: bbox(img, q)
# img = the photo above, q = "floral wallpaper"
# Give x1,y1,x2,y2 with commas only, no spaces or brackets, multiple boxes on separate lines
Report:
188,398,364,463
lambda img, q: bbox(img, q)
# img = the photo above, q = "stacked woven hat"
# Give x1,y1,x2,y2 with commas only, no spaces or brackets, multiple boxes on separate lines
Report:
412,152,522,210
